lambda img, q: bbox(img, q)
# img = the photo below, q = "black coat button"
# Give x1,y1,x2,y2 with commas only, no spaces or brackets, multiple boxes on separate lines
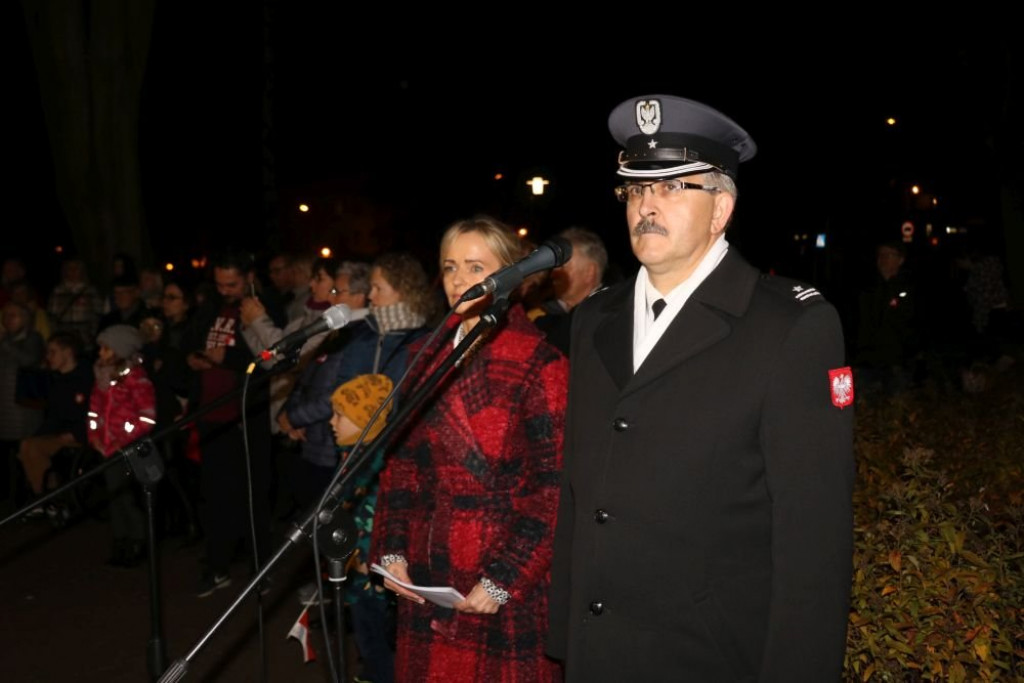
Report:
594,509,609,523
589,601,604,616
612,418,629,431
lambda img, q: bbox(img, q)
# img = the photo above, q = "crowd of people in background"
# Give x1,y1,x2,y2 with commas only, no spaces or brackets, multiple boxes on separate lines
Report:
846,237,1017,399
0,213,1018,681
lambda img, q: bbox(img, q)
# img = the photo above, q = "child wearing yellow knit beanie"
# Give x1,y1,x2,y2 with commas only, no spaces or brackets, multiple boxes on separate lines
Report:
329,373,394,446
326,373,397,682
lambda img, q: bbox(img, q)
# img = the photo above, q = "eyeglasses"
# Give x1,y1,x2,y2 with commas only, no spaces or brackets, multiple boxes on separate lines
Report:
613,179,720,203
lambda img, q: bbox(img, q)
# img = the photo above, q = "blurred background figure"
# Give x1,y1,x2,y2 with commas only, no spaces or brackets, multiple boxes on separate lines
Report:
955,244,1016,374
103,252,139,314
262,251,299,325
141,277,200,543
10,280,51,341
242,255,338,516
853,241,921,398
0,301,45,512
15,331,93,514
138,266,165,310
0,256,28,307
285,253,314,325
530,226,609,356
98,274,159,333
47,256,104,356
334,260,372,321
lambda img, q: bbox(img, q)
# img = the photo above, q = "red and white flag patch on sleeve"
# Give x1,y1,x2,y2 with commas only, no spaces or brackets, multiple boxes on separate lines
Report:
829,366,854,409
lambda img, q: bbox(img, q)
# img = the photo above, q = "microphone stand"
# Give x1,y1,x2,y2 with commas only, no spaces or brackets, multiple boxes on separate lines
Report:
157,297,512,683
1,351,296,681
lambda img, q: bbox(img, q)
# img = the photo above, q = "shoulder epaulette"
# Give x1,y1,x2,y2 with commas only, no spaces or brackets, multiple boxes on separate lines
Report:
758,273,827,307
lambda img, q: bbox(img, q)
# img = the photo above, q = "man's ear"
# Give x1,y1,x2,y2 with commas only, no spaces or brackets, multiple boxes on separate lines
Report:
710,192,736,235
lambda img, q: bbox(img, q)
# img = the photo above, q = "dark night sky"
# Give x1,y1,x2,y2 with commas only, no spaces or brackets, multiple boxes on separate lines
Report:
9,7,1020,297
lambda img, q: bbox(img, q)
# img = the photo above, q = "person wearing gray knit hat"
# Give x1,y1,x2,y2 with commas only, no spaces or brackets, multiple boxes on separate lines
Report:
96,324,143,360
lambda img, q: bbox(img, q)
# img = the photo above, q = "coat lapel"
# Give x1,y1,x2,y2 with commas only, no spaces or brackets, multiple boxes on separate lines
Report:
593,279,635,392
626,250,760,396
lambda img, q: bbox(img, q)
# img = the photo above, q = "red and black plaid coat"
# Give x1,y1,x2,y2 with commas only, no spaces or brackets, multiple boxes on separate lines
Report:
374,305,568,682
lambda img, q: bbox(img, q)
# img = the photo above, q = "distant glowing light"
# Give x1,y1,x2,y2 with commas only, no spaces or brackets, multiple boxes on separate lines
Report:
164,262,174,272
55,245,64,254
494,173,504,181
320,247,332,258
526,176,549,196
932,197,938,206
517,227,529,238
299,204,310,213
886,117,897,126
911,185,920,195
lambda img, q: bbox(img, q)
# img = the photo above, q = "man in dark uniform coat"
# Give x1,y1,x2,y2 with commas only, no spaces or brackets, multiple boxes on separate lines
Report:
547,95,855,681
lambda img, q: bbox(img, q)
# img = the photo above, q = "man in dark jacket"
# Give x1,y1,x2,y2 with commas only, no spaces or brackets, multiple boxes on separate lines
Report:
185,248,283,597
854,241,920,396
547,95,855,681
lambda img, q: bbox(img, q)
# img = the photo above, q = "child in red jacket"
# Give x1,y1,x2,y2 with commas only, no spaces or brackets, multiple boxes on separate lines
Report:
88,325,156,567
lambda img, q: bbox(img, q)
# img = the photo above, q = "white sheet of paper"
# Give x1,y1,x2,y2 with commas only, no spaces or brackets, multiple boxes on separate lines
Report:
370,563,466,609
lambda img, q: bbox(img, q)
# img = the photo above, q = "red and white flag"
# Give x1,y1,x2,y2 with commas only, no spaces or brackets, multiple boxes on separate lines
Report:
287,605,316,663
829,366,854,409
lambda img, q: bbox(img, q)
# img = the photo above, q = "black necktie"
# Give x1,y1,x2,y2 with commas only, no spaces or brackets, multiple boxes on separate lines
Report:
652,298,667,320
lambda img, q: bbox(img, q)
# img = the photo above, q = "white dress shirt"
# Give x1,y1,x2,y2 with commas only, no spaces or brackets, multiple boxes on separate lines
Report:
632,236,730,372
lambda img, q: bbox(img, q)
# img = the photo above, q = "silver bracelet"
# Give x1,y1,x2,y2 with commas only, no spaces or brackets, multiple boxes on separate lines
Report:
379,554,407,568
480,577,511,605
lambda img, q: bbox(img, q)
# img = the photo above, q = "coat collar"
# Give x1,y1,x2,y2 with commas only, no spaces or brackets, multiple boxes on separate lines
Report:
593,249,759,394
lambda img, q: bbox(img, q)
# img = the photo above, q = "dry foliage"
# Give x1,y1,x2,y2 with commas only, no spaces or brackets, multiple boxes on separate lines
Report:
844,362,1024,681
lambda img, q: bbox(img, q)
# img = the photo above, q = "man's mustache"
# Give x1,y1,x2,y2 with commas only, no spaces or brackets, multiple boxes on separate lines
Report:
633,217,668,237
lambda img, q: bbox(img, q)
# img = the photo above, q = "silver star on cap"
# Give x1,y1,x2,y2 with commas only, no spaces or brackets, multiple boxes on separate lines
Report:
648,139,658,149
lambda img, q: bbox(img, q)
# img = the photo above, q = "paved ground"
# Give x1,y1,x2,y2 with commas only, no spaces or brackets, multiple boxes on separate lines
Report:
0,491,364,683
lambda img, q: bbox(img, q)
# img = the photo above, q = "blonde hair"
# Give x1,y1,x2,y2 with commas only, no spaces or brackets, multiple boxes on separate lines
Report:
439,215,525,271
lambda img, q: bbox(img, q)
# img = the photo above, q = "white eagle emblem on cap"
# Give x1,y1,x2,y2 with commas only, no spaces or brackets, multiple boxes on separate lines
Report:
636,100,661,135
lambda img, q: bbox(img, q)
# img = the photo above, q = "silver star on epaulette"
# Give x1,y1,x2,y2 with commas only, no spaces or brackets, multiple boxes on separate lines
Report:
648,139,658,149
792,286,803,292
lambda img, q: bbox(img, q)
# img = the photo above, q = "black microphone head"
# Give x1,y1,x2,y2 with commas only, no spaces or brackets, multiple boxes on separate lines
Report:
544,237,573,267
323,304,351,330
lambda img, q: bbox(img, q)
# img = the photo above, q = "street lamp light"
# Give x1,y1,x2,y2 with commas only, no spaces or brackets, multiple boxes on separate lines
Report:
526,176,549,196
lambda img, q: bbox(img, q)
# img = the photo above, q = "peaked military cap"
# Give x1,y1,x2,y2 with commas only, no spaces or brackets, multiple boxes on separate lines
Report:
609,94,757,180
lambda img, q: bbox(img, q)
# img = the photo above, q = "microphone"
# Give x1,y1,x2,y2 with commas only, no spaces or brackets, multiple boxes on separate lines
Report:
259,303,351,360
459,237,573,302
